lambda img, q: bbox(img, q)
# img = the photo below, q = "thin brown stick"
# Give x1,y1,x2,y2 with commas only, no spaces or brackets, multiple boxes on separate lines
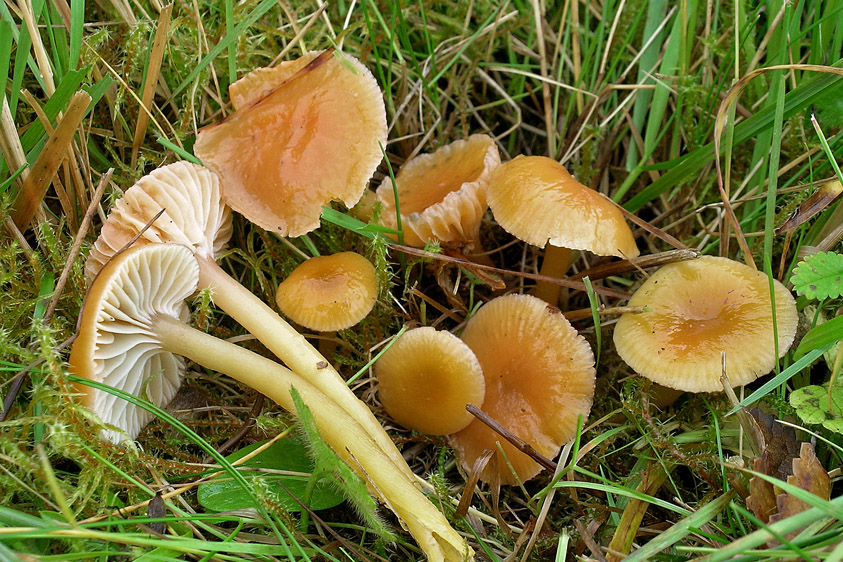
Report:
466,404,557,472
391,244,632,299
571,249,700,281
43,169,113,323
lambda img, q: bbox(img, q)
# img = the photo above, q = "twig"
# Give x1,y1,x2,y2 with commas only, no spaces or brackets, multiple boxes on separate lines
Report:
390,244,632,299
43,169,113,323
466,404,557,472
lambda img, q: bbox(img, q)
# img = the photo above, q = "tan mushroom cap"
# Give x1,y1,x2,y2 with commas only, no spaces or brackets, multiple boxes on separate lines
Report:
85,161,232,282
488,155,639,258
450,294,595,485
376,134,500,249
275,252,378,332
613,256,799,392
70,244,199,443
194,50,387,237
376,327,485,435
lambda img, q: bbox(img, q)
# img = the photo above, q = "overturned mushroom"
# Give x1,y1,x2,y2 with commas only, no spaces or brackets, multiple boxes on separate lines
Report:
85,161,412,480
71,244,472,562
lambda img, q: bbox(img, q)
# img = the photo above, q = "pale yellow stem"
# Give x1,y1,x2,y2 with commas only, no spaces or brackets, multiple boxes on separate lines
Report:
533,245,572,305
153,315,472,562
194,255,414,481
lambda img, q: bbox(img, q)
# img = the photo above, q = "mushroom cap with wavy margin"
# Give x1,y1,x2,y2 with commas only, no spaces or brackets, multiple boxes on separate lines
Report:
613,256,798,392
195,50,387,237
376,134,500,249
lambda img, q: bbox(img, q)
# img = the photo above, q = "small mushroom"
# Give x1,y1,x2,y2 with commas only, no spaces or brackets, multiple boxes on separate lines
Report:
71,244,472,562
487,155,639,304
85,161,411,480
375,327,485,435
613,255,799,392
376,134,500,258
194,50,387,237
275,252,378,332
449,294,596,485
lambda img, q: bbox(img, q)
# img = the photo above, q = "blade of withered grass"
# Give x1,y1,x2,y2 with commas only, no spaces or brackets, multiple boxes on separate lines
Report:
130,4,172,168
10,90,91,229
16,0,56,96
389,244,632,299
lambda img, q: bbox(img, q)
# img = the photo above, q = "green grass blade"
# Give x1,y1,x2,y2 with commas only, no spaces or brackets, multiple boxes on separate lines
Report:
624,491,734,562
624,61,843,211
69,0,83,70
170,0,278,98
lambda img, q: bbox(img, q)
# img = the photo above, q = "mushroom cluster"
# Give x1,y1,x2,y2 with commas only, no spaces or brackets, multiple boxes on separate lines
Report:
76,50,472,562
374,295,596,486
69,38,805,562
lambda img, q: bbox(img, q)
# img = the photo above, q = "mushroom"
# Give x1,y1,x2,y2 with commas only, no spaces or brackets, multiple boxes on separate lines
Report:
85,161,411,481
71,243,472,562
375,134,500,259
194,49,387,237
275,252,379,332
487,155,639,304
449,294,596,485
613,255,799,392
375,327,485,435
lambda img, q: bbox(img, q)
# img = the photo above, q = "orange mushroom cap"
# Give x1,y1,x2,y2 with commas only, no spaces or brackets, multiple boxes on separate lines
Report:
375,327,485,435
449,294,595,485
613,256,799,392
376,134,500,249
274,252,378,332
195,50,387,237
488,155,639,258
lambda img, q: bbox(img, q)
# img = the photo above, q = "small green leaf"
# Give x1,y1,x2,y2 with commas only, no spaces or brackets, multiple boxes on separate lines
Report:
197,437,344,513
794,315,843,360
790,251,843,300
790,385,843,433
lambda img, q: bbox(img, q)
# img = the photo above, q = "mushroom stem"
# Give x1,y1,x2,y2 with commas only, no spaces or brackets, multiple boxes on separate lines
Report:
151,314,472,562
194,255,414,480
533,245,572,305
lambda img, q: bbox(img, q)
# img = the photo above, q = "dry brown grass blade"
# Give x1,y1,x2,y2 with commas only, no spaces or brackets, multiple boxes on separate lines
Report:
390,244,632,299
11,91,92,230
776,180,843,235
606,463,669,562
131,4,173,168
713,64,843,268
0,95,27,185
571,249,700,281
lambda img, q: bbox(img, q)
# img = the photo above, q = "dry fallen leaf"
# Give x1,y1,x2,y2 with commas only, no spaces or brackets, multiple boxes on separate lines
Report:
770,442,830,525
